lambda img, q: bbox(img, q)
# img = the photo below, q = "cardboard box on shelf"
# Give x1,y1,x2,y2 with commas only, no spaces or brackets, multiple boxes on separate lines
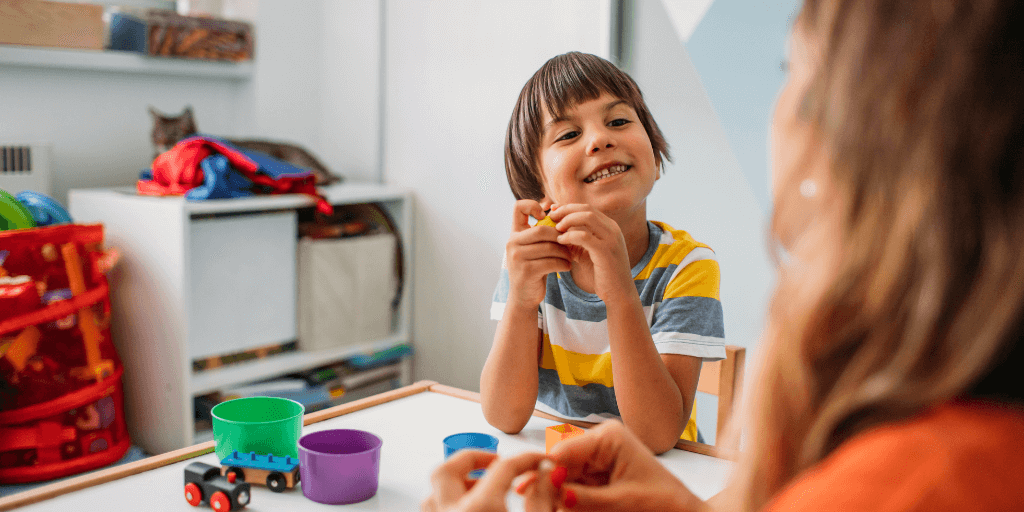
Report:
0,0,104,50
107,8,253,61
297,233,397,352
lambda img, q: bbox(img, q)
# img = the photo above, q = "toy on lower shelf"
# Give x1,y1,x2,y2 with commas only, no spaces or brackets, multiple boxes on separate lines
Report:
545,423,586,454
220,451,300,493
184,461,251,511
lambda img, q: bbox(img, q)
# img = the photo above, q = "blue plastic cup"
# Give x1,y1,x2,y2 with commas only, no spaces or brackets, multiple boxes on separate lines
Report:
443,433,498,479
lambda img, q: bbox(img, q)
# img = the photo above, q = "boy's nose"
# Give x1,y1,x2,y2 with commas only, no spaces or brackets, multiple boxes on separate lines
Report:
588,134,614,154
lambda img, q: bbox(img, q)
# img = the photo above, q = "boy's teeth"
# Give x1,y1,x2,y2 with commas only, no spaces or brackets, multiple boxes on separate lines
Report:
585,164,629,183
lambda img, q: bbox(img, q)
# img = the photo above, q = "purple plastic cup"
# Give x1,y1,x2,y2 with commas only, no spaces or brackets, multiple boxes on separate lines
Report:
298,429,383,504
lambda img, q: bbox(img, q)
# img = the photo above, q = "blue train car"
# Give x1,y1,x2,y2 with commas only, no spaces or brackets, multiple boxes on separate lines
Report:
220,451,300,492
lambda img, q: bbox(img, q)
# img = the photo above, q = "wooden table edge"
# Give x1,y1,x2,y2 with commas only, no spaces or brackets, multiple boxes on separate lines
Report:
427,383,737,460
0,380,438,512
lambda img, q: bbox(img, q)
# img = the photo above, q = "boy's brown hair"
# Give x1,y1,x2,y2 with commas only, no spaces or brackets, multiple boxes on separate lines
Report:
504,52,670,201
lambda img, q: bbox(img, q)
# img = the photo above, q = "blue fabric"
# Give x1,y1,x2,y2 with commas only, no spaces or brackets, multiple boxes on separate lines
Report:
185,154,254,200
236,148,314,179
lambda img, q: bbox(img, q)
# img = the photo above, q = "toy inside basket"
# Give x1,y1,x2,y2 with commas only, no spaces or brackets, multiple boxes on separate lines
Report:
0,224,130,484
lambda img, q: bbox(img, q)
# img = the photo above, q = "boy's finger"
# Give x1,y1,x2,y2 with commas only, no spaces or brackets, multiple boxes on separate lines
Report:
512,200,546,233
508,237,572,262
545,203,588,222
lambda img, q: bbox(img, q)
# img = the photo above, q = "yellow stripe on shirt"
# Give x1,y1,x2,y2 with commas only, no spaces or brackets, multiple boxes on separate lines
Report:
540,334,614,387
664,259,720,300
540,334,701,442
634,239,703,281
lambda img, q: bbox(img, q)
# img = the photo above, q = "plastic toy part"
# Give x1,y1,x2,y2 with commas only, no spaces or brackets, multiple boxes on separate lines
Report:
545,423,586,454
443,432,499,480
61,243,111,382
14,191,73,227
0,190,36,231
536,216,557,228
184,461,251,511
210,396,304,461
220,451,300,492
298,429,382,505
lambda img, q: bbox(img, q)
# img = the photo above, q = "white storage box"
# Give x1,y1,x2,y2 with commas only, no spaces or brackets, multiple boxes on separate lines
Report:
189,211,298,359
298,233,397,351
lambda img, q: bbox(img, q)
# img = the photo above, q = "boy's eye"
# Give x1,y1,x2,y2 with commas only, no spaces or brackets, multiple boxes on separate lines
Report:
608,118,630,127
556,130,580,142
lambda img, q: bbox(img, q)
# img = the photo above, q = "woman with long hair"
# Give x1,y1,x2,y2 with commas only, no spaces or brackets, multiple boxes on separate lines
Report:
422,0,1024,510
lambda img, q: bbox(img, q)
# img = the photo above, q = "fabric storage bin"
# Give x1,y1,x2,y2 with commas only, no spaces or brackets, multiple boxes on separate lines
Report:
0,223,130,483
297,234,396,352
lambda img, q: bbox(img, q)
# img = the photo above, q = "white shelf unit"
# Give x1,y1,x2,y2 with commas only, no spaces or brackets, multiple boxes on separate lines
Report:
68,183,414,455
0,45,253,80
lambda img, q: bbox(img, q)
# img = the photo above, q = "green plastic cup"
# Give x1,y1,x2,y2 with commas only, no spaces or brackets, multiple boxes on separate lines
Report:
211,397,305,461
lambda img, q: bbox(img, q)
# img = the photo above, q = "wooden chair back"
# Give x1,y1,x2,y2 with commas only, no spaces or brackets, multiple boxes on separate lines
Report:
696,345,746,451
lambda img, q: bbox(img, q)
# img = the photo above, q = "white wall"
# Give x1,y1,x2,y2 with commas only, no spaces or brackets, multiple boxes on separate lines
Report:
0,0,381,205
382,0,612,392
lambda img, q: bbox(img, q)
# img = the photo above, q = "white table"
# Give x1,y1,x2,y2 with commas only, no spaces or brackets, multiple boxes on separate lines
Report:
0,382,733,511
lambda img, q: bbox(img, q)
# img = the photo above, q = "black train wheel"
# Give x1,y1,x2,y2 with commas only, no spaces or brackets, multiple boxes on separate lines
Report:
266,472,286,492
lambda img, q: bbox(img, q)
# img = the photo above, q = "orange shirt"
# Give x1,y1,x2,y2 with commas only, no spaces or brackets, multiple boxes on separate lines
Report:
764,400,1024,512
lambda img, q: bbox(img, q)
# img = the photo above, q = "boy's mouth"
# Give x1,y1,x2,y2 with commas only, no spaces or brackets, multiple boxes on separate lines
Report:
584,164,630,183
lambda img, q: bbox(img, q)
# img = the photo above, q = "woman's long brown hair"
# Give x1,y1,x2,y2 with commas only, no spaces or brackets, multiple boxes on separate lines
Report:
726,1,1024,509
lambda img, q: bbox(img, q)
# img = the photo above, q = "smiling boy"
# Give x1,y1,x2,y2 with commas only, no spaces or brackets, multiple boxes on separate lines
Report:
482,52,727,453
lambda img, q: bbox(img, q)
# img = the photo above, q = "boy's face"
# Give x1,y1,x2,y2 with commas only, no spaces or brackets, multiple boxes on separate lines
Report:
537,92,658,218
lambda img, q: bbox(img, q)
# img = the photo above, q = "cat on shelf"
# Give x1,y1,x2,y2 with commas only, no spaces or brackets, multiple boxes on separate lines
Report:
149,106,342,186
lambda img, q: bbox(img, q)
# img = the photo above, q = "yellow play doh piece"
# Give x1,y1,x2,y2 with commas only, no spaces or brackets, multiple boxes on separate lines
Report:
536,216,557,228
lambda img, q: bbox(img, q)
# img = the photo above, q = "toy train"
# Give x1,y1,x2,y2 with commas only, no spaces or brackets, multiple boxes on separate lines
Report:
184,461,251,511
220,451,300,492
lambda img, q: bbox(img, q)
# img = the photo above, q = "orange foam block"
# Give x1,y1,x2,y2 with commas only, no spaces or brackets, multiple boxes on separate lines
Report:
545,423,585,454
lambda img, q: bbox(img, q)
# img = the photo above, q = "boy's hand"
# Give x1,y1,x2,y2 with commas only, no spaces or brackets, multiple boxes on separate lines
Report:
546,204,633,302
505,200,573,309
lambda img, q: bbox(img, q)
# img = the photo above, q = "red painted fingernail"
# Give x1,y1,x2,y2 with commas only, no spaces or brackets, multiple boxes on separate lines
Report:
550,465,567,489
563,488,577,508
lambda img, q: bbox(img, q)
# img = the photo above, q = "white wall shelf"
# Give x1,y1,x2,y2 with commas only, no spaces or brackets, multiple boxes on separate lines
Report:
0,45,253,80
190,333,409,395
69,183,414,455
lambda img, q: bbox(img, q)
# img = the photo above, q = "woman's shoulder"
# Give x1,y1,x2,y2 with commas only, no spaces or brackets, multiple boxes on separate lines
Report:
765,400,1024,512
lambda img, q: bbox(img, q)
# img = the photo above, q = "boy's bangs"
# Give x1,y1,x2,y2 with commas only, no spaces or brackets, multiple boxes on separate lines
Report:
537,57,636,121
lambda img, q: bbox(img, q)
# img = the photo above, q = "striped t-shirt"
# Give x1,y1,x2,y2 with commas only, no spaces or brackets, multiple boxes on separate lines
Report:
490,220,726,442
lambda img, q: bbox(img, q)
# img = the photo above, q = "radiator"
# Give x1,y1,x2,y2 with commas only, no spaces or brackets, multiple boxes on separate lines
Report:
0,143,52,196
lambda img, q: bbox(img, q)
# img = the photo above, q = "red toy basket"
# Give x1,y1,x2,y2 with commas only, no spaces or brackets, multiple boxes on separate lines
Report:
0,223,130,484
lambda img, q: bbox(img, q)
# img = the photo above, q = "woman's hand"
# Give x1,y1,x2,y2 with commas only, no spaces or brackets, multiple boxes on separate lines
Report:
422,450,558,512
549,421,708,512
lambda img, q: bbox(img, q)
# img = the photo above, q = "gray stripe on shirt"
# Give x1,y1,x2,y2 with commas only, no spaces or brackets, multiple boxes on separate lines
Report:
537,367,620,419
